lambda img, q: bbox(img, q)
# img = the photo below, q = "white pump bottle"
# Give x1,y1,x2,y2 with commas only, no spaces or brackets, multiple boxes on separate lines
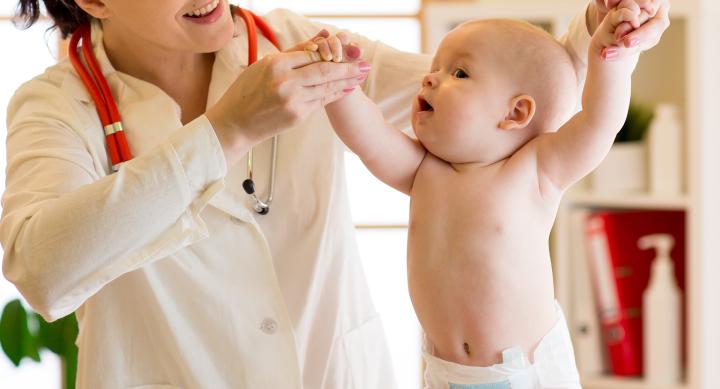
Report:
638,233,681,385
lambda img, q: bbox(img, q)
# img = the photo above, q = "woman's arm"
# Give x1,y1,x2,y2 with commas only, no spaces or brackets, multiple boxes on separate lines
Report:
1,84,226,321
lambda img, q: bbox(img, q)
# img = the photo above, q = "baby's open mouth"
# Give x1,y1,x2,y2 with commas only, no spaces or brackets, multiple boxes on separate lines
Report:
418,96,434,112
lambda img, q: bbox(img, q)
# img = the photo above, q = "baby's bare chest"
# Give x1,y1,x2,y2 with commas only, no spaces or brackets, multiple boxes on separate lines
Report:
409,156,554,242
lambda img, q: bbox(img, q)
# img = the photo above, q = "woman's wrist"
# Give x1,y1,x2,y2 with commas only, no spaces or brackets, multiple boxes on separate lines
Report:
205,108,252,167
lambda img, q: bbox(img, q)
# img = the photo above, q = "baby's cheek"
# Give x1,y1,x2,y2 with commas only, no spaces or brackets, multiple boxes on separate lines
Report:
445,106,480,133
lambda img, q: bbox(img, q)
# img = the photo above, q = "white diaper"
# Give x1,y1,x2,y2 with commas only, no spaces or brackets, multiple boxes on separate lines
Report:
422,302,581,389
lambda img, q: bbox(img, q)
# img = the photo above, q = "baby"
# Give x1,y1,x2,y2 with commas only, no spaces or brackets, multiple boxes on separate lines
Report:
305,2,649,388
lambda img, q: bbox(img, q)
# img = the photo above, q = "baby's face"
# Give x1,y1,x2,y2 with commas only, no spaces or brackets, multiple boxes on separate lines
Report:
412,24,513,164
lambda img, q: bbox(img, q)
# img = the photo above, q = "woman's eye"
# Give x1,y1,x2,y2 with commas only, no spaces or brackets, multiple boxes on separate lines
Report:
453,69,468,79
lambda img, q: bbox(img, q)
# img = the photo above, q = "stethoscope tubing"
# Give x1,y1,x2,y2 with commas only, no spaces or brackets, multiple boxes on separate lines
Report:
236,7,281,215
69,24,132,171
69,6,282,214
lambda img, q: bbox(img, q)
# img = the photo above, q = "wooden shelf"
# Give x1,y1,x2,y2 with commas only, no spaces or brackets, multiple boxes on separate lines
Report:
564,191,690,210
582,376,688,389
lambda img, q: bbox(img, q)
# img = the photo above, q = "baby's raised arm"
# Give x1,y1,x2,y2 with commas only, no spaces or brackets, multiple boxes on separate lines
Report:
535,1,656,193
296,32,426,195
325,88,426,195
286,33,426,195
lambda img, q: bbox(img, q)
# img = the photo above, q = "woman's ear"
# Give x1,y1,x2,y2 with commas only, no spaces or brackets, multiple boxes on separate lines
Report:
74,0,112,19
498,94,536,131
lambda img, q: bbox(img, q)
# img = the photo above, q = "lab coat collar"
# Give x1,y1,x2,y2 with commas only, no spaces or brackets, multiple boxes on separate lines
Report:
58,18,273,225
59,19,248,107
59,21,113,104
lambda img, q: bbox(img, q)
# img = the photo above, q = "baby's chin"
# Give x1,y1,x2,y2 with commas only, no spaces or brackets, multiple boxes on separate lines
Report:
420,140,486,165
417,134,505,166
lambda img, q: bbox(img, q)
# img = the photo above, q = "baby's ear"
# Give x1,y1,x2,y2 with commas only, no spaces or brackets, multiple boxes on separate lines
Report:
498,95,536,131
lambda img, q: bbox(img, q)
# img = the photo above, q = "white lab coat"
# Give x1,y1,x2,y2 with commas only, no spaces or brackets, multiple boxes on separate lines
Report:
0,8,590,389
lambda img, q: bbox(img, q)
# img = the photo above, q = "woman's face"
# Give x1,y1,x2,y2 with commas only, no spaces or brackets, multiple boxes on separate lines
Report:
92,0,236,54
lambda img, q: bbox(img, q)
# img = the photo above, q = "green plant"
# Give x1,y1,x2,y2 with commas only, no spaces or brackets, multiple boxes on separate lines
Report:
615,100,655,143
0,299,78,389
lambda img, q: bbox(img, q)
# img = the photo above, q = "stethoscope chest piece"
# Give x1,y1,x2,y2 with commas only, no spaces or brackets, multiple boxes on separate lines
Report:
242,178,270,215
243,135,278,215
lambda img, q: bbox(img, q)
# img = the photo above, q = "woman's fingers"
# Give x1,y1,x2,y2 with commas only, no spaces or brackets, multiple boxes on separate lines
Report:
278,51,325,70
632,0,657,15
598,4,643,61
305,88,357,111
302,76,366,102
621,1,669,49
294,60,371,86
345,43,362,61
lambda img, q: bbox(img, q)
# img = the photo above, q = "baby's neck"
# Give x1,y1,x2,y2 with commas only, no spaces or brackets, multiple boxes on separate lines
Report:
448,158,505,173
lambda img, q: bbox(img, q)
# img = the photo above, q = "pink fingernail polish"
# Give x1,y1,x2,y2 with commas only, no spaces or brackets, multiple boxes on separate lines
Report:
346,44,361,60
343,87,355,93
602,48,619,61
600,48,620,61
359,61,371,73
626,37,640,48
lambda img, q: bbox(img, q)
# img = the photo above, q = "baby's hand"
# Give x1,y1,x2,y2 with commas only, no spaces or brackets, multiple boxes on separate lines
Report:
286,29,363,63
593,0,651,61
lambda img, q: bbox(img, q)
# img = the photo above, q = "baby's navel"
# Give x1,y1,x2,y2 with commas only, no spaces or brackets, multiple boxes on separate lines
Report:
463,342,471,355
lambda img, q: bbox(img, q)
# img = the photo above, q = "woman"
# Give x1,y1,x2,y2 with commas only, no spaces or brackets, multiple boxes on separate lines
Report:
2,0,667,388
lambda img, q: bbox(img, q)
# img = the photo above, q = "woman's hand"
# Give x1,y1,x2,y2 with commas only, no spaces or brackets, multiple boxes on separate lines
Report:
286,29,363,63
590,0,670,50
592,0,644,60
206,31,371,166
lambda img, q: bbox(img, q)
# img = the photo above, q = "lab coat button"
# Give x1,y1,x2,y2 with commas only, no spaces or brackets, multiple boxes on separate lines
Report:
260,318,277,334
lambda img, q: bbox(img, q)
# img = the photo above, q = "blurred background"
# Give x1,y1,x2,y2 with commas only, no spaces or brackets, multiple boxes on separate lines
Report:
2,0,720,388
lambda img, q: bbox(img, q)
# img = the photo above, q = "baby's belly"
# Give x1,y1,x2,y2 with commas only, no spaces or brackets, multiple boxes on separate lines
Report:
407,230,558,366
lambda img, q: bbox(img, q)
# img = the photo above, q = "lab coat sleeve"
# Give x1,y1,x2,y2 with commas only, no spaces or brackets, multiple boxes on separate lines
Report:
558,4,593,99
0,81,227,321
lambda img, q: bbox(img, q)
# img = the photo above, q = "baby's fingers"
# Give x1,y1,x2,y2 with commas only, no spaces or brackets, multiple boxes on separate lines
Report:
336,32,350,46
327,35,344,62
284,29,329,53
614,21,634,42
608,6,641,30
313,36,333,61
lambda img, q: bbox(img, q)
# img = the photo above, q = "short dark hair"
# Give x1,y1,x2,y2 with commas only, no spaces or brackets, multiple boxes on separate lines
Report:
15,0,90,39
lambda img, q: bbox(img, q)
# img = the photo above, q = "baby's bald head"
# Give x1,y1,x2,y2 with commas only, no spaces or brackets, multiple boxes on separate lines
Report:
413,19,579,164
449,19,578,133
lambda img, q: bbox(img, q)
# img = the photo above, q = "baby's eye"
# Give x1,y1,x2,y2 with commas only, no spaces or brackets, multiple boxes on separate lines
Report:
453,68,469,79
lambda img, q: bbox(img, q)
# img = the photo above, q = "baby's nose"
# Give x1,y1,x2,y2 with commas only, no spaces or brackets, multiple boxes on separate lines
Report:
422,73,438,88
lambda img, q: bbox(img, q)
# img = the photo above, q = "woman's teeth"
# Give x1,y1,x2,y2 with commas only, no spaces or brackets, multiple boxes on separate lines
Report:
186,0,220,17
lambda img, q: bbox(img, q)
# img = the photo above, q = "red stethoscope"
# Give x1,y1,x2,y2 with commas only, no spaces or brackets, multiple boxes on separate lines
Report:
69,7,282,214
